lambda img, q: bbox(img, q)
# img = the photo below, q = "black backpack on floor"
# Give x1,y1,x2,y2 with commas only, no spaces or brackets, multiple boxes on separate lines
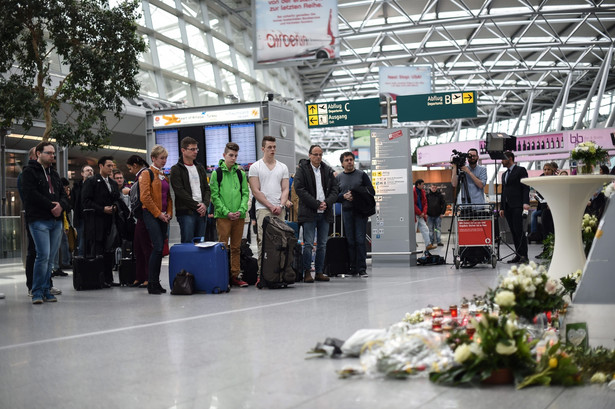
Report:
417,251,445,265
258,216,296,288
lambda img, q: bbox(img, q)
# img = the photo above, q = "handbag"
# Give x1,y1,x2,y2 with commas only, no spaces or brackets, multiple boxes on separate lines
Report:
171,269,195,295
67,226,78,252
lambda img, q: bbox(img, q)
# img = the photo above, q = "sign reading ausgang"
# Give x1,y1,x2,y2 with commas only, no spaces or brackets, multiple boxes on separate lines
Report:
306,98,381,128
397,91,477,122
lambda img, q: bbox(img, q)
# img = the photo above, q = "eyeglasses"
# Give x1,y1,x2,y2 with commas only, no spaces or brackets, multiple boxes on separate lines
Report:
185,148,199,152
42,151,56,156
310,153,323,157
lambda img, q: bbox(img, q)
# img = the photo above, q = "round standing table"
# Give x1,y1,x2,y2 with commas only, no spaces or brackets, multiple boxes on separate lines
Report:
522,175,613,280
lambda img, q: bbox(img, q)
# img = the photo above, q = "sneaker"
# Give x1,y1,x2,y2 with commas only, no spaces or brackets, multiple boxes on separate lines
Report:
28,290,33,297
304,271,314,283
0,293,4,299
32,296,43,304
426,244,438,251
49,287,62,295
43,294,58,302
358,271,369,278
51,268,68,277
231,277,249,287
315,273,330,282
437,242,444,247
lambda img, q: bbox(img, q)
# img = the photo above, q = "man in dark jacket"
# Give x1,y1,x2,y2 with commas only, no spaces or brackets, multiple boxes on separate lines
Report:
71,164,93,256
82,156,125,286
499,151,530,264
336,152,375,278
170,137,211,243
426,184,447,247
21,142,71,304
294,145,340,283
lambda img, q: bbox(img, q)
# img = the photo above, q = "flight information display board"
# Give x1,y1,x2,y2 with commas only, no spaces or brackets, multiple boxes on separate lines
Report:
205,125,230,170
230,123,257,166
154,129,179,174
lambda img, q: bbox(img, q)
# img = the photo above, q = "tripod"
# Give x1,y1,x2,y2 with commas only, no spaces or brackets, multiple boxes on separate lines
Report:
443,169,471,264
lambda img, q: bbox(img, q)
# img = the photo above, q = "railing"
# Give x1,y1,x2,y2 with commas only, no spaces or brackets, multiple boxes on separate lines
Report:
0,215,23,259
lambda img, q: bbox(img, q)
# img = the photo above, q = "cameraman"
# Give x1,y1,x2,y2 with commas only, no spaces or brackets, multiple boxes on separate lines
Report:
451,148,487,204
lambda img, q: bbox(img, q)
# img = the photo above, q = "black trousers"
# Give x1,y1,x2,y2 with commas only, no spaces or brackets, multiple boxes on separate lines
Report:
505,206,528,258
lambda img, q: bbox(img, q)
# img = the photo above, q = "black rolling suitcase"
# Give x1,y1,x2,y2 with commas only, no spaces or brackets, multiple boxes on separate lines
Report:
324,204,350,277
258,216,296,289
73,209,105,290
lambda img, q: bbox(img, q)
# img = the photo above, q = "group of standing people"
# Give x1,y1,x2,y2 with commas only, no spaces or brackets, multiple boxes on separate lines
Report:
16,136,379,303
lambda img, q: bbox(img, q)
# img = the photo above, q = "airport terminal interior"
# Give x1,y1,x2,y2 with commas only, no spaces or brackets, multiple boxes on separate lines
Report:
2,0,615,408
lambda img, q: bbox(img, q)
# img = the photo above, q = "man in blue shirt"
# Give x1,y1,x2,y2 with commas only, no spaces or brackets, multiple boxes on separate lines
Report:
451,148,487,204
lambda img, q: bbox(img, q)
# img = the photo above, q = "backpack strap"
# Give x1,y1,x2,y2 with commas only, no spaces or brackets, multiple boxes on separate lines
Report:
217,168,243,190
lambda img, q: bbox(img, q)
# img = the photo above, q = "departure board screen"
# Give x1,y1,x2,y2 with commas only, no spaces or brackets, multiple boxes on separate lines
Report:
154,128,179,174
205,125,229,170
230,122,256,166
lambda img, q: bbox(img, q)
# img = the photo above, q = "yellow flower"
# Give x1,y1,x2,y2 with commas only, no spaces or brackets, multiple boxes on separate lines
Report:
591,372,607,383
549,358,558,368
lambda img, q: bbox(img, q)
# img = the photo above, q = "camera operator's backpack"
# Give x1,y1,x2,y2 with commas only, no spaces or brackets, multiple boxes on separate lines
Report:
417,251,445,266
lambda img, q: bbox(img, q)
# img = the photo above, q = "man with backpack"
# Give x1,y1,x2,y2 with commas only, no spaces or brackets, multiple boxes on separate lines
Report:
170,137,211,243
426,184,447,248
209,142,250,288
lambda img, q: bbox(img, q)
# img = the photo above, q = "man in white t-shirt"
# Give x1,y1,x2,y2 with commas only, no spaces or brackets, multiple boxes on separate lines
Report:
248,136,290,277
170,137,211,243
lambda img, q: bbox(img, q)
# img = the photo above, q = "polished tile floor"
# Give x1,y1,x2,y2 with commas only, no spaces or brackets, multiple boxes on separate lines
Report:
1,237,614,409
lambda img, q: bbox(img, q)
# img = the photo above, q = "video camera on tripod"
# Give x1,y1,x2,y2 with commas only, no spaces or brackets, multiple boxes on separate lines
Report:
450,149,469,170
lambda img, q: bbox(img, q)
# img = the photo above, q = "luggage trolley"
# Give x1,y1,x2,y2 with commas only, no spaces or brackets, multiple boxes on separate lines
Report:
453,203,497,269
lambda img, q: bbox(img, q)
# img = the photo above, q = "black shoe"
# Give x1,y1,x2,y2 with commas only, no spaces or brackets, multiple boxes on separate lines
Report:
101,282,111,288
519,257,529,264
107,282,121,287
52,269,68,277
130,281,142,288
156,282,167,293
437,243,444,247
147,285,161,295
358,270,369,278
507,257,521,264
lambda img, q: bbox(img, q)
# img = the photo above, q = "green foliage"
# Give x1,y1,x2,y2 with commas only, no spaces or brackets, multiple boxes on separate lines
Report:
0,0,147,150
517,343,582,389
564,345,615,381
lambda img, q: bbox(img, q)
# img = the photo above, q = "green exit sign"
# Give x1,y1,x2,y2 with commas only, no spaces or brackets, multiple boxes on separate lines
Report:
306,98,382,128
397,91,477,122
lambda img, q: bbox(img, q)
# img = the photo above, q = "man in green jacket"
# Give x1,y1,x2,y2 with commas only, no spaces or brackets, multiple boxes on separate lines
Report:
210,142,250,287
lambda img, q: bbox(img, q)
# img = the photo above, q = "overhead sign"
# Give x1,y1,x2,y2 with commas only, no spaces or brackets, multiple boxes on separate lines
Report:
397,91,477,122
379,66,432,99
306,98,381,128
152,107,261,128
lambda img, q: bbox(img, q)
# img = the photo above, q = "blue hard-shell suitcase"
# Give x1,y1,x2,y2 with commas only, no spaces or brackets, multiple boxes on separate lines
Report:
169,242,230,294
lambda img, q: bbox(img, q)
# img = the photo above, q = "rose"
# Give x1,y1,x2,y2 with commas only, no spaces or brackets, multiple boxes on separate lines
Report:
496,342,518,355
454,344,473,363
494,290,516,307
545,278,559,295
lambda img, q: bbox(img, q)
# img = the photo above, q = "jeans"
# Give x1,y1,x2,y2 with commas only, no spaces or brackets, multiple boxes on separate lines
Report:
416,217,431,249
342,209,368,273
143,209,168,285
427,216,442,245
530,209,542,233
29,219,63,298
302,213,329,274
177,211,206,243
53,229,71,268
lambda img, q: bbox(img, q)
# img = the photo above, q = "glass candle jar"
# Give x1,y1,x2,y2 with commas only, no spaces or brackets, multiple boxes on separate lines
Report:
450,305,458,318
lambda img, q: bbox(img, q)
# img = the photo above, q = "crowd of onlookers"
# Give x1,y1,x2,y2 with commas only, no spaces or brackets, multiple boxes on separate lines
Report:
14,136,376,303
